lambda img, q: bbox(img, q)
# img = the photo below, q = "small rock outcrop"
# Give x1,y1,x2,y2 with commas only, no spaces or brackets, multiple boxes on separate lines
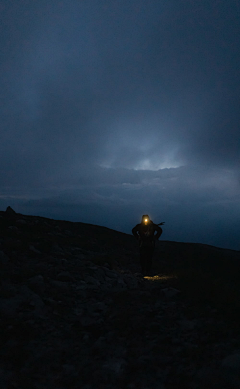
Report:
5,206,16,215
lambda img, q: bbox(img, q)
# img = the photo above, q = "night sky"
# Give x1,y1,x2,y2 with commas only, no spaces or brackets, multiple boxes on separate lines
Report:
1,0,240,250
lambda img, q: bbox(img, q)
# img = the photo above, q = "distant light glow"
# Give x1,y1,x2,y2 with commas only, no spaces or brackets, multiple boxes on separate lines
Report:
134,159,180,171
99,158,181,171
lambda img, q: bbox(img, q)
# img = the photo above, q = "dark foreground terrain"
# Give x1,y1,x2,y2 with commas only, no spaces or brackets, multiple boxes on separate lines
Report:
1,207,240,389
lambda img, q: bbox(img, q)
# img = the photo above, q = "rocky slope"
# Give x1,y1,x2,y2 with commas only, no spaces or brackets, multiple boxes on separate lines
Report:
0,206,240,389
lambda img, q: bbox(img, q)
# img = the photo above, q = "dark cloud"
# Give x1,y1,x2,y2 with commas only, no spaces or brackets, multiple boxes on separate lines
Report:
1,0,240,249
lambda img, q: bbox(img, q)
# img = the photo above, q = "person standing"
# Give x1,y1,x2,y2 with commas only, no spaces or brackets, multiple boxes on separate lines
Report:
132,215,163,276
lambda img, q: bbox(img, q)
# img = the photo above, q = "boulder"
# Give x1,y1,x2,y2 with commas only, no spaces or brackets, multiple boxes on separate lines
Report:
0,250,9,265
28,275,45,295
161,287,180,299
56,271,74,282
222,351,240,371
221,351,240,387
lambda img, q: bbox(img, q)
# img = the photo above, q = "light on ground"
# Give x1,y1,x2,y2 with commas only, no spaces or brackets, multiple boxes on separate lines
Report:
143,275,177,281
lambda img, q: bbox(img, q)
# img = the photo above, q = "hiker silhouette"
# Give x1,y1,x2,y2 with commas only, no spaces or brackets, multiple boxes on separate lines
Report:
132,215,163,276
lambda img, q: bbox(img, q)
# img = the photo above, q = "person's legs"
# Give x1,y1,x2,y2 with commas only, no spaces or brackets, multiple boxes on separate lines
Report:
140,246,154,275
140,247,147,275
145,246,154,274
145,256,153,273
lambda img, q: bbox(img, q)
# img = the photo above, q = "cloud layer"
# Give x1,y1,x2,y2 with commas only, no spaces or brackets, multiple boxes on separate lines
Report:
1,0,240,249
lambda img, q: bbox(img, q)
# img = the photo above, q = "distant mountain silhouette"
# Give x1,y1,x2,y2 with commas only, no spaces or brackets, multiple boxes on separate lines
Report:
1,207,240,388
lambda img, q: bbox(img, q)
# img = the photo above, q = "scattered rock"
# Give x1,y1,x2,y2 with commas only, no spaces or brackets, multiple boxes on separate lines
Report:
178,319,196,331
194,366,224,387
28,275,45,295
16,219,27,225
0,281,17,298
8,225,18,232
161,287,180,298
29,245,41,254
50,280,69,292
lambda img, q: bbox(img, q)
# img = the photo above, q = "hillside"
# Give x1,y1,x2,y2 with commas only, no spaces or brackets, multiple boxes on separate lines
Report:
1,207,240,389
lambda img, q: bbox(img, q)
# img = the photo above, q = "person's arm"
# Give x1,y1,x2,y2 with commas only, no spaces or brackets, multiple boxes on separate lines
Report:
132,224,140,239
154,224,162,240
